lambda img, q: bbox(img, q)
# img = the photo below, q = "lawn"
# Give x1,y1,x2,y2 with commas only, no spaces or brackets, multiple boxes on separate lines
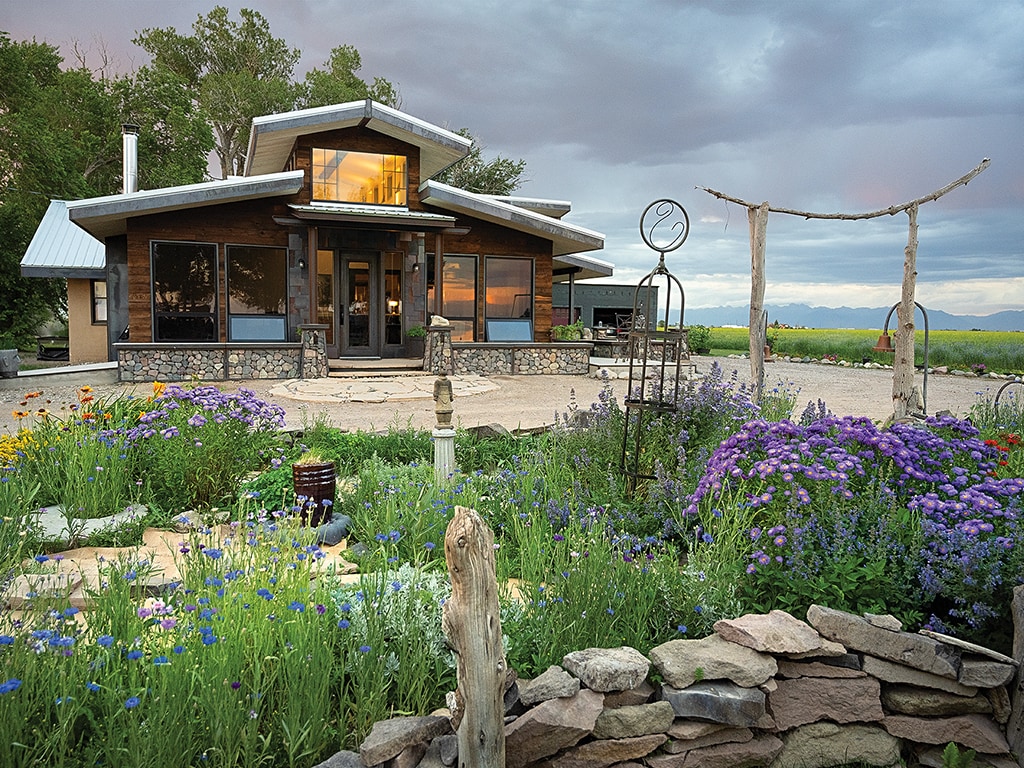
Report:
1,373,1022,766
705,326,1024,374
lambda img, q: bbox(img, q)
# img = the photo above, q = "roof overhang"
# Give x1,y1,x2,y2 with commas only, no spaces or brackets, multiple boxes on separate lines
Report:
246,99,472,179
21,200,105,278
288,203,456,230
419,180,605,257
65,171,305,240
484,195,571,219
552,252,615,282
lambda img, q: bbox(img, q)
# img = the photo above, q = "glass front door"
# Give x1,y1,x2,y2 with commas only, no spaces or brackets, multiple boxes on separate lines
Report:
342,255,377,356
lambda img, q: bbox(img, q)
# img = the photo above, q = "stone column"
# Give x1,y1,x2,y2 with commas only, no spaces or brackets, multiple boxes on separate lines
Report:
427,324,453,375
298,324,328,379
1007,585,1024,764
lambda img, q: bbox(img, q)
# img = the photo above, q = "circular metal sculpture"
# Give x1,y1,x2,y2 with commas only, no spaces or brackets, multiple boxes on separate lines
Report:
620,199,691,495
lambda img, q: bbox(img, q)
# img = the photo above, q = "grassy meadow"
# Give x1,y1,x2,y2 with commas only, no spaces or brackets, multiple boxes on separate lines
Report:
705,326,1024,374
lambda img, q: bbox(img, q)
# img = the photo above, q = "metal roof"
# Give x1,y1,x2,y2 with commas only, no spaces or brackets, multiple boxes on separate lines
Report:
287,203,456,229
66,171,306,240
419,180,606,258
21,200,105,278
552,252,615,282
245,99,472,179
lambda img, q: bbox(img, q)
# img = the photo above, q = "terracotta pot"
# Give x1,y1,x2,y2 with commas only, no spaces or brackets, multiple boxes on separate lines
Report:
292,462,336,527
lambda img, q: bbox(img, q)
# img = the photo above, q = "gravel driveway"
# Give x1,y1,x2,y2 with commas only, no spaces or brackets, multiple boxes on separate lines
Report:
0,356,1012,436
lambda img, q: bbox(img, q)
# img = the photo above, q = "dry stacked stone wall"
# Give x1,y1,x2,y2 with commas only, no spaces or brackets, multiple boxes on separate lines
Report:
318,604,1023,768
452,343,591,376
116,345,300,382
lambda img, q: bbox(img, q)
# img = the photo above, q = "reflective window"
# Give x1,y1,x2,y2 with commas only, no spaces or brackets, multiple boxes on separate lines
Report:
427,254,476,341
152,241,217,342
227,246,287,341
91,280,107,324
485,257,533,320
312,148,407,206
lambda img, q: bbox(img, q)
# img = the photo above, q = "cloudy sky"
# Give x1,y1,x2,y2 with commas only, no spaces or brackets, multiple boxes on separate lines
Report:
4,0,1022,317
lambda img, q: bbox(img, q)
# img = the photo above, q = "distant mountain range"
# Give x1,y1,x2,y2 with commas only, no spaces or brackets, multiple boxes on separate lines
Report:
676,304,1024,332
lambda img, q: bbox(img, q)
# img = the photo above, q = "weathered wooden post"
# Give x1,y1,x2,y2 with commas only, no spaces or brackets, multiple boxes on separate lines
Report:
442,505,506,768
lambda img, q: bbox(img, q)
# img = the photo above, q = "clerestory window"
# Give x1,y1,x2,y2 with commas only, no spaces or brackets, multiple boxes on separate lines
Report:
312,149,407,206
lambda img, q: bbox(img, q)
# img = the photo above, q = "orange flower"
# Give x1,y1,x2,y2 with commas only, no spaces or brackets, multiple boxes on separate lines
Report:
153,381,167,398
24,391,41,399
12,410,29,420
79,386,93,394
80,395,94,404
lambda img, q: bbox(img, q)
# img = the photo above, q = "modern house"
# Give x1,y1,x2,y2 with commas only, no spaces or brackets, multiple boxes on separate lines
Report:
22,99,610,380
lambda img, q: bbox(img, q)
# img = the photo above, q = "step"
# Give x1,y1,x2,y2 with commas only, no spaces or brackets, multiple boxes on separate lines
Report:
327,357,429,378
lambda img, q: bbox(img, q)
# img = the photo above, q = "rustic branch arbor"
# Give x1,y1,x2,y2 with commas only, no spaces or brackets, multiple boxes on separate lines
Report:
700,158,990,418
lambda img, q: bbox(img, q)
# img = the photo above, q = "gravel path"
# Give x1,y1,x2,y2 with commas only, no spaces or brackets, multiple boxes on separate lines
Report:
0,356,1011,436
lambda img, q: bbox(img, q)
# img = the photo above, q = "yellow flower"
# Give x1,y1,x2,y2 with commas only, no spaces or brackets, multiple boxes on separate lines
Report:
12,410,28,419
79,386,93,394
153,381,167,398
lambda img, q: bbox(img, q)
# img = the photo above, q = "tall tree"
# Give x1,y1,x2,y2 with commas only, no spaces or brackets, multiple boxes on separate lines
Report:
135,6,300,177
298,44,402,109
0,32,212,345
434,128,527,195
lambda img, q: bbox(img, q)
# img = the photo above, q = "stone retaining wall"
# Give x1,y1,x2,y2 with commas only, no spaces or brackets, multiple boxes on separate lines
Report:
115,344,300,382
320,604,1023,768
452,343,592,376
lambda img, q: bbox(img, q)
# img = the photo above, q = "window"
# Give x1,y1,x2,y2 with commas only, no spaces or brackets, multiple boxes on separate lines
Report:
91,280,107,324
152,241,217,342
227,245,287,341
485,257,533,339
427,254,476,341
312,148,407,206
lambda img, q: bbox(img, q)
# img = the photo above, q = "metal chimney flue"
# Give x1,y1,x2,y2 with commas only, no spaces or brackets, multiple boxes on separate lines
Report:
122,123,139,194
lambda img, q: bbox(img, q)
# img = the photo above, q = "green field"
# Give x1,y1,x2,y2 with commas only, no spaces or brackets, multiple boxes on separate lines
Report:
706,326,1024,375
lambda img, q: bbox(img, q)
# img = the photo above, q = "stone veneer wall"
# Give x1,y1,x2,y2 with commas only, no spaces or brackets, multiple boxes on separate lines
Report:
115,344,300,382
451,343,592,376
319,603,1023,768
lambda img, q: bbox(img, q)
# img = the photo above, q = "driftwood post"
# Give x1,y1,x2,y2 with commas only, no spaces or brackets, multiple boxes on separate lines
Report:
700,158,990,414
442,505,506,768
748,202,769,402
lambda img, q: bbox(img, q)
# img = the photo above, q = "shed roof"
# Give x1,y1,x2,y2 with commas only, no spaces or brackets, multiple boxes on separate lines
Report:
245,99,472,178
419,180,606,258
65,171,306,240
21,200,105,278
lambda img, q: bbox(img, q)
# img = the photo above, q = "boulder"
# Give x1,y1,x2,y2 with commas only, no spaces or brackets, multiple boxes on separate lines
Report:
663,726,753,754
959,658,1016,688
518,665,580,706
883,714,1010,755
535,733,667,768
562,646,650,692
807,605,961,679
311,751,363,768
358,715,451,766
661,682,767,728
882,684,993,716
646,732,784,768
771,722,901,768
592,700,675,739
775,659,867,679
714,610,846,657
649,634,777,688
768,675,883,731
505,688,604,768
862,655,978,697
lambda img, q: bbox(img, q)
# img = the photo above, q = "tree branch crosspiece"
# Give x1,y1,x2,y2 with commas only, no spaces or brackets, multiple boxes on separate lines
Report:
698,158,990,418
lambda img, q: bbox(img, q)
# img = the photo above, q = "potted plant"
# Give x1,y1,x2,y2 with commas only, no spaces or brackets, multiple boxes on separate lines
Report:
551,320,584,342
686,324,712,355
0,334,21,379
406,324,427,359
292,450,336,527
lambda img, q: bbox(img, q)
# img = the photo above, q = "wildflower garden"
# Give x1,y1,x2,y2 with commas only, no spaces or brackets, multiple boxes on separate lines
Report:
0,368,1021,767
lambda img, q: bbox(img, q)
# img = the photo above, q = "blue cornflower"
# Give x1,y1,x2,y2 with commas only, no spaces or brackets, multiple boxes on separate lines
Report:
0,635,14,645
358,645,371,653
85,681,101,692
203,548,223,560
0,678,22,694
124,696,140,709
201,634,218,646
97,635,115,648
287,601,305,612
337,619,350,629
126,650,143,661
153,656,170,665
